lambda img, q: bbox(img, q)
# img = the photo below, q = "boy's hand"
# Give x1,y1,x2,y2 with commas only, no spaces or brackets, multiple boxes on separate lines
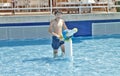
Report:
55,34,60,38
59,35,63,40
53,34,63,40
65,36,72,40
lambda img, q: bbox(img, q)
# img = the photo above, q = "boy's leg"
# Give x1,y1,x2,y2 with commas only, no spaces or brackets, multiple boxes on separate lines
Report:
60,44,65,56
52,36,59,58
53,50,58,58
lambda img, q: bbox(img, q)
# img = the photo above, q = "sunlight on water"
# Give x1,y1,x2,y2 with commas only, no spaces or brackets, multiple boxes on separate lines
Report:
0,35,120,76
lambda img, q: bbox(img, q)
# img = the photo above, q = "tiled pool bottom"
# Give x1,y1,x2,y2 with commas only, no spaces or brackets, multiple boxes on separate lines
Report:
0,35,120,76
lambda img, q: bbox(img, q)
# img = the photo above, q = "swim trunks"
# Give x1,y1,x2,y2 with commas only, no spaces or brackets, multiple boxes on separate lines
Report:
52,36,64,50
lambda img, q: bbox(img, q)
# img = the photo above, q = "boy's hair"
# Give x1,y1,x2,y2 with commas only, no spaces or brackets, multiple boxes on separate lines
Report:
54,10,63,15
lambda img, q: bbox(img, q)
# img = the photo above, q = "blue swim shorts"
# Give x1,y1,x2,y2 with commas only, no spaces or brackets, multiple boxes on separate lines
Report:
52,36,64,50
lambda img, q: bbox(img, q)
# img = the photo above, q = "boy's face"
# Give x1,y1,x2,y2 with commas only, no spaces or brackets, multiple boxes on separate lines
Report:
55,13,62,18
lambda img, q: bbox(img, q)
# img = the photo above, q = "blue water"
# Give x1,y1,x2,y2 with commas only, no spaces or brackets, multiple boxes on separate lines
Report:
0,35,120,76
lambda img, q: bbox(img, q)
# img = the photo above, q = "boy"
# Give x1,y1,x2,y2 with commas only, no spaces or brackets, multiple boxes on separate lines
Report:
48,10,68,58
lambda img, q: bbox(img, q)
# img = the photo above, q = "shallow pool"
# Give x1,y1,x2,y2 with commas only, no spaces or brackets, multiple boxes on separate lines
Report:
0,35,120,76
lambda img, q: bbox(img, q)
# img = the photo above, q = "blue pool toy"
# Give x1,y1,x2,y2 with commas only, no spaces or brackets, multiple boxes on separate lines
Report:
62,28,78,41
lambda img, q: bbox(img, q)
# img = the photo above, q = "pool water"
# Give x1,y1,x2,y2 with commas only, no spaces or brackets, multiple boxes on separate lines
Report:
0,35,120,76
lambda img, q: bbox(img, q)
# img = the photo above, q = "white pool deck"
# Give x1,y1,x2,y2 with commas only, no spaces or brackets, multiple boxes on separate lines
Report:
0,13,120,40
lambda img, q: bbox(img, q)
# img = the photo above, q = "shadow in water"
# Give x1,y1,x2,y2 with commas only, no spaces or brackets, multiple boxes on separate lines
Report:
22,56,71,64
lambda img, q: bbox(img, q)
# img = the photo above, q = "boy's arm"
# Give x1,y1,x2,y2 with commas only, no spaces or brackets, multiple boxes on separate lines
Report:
48,21,59,37
63,21,68,30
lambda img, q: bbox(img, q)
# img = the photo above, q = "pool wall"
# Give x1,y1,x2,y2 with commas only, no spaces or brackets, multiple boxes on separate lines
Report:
0,13,120,40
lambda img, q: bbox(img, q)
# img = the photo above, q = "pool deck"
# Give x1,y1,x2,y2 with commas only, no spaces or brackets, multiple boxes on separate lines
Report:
0,13,120,23
0,13,120,40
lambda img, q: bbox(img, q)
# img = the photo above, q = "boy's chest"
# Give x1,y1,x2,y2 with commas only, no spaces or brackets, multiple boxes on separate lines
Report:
53,20,63,28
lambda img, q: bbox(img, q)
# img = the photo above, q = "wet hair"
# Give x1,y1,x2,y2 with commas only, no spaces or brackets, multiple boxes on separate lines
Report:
54,10,63,15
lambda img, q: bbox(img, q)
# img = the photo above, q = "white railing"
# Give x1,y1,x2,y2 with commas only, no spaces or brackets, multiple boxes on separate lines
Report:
0,0,120,15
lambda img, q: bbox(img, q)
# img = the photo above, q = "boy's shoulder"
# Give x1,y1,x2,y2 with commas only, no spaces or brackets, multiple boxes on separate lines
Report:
50,19,55,23
50,19,56,24
51,18,64,22
60,18,64,22
50,18,64,24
